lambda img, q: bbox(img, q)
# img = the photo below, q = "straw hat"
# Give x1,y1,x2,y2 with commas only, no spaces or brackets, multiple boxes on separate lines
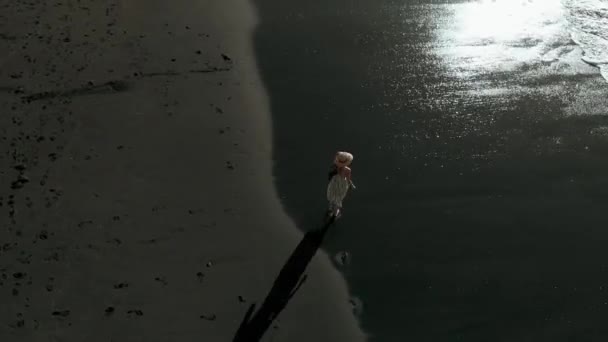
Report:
334,151,354,167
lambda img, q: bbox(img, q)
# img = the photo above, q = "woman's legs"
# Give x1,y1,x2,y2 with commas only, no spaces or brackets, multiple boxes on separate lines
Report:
327,202,334,216
327,201,342,218
335,205,342,218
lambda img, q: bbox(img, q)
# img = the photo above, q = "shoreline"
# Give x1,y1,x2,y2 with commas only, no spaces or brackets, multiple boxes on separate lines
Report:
250,0,607,340
0,0,365,341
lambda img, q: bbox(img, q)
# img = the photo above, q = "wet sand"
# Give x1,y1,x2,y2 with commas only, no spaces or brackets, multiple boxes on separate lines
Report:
253,0,608,341
0,0,364,341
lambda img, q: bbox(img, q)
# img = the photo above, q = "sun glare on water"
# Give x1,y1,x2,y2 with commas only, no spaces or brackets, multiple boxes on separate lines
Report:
437,0,567,77
456,0,564,42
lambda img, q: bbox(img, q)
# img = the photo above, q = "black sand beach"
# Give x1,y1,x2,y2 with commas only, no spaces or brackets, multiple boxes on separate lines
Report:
253,0,608,340
3,0,608,341
0,0,364,341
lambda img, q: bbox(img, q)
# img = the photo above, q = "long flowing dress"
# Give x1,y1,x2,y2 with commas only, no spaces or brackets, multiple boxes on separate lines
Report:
327,167,351,209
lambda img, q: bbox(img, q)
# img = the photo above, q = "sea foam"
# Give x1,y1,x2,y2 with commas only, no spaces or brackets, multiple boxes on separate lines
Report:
563,0,608,81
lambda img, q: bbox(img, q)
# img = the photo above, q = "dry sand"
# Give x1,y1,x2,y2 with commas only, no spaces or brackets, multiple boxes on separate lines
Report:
0,0,365,341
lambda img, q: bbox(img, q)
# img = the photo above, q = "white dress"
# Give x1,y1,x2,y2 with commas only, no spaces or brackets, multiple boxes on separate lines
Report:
327,171,350,209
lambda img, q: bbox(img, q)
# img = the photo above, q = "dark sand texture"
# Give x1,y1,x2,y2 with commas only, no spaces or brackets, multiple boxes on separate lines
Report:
0,0,365,341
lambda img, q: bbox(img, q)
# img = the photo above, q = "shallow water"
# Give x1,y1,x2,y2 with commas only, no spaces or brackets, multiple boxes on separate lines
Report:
252,0,608,340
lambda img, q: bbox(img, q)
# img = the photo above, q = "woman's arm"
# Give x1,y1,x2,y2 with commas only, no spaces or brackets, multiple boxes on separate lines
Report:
345,167,356,189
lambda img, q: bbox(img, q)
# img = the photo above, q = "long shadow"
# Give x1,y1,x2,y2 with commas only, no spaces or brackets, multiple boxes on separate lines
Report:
232,216,336,342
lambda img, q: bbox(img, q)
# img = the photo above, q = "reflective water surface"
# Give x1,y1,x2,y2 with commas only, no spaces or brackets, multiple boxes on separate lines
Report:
252,0,608,340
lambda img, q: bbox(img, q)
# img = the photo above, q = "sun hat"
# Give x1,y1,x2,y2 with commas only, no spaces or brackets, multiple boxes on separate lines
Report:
334,151,354,167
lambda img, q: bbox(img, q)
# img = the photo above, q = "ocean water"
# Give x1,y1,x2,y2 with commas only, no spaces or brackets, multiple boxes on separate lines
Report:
433,0,608,86
564,0,608,80
253,0,608,340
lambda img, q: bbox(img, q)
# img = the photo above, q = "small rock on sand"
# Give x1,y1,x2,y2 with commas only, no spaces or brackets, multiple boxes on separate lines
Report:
113,282,129,289
52,310,71,317
127,309,143,316
200,313,217,321
334,251,351,267
349,297,363,316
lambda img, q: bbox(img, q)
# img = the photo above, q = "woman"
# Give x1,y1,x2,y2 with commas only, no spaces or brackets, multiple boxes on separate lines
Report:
326,151,356,218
